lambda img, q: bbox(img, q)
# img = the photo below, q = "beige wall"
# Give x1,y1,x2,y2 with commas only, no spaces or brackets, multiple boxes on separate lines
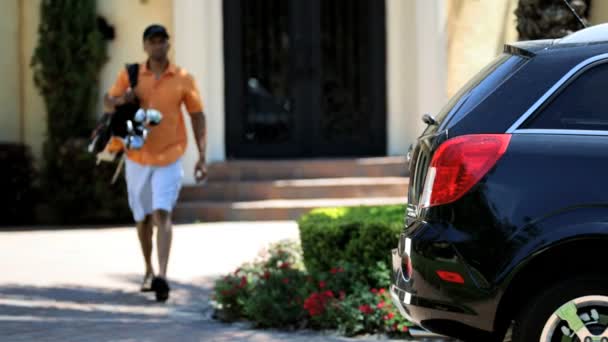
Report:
0,0,21,143
22,0,46,162
174,0,224,184
387,0,448,156
97,0,174,113
447,0,518,98
15,0,174,162
590,1,608,24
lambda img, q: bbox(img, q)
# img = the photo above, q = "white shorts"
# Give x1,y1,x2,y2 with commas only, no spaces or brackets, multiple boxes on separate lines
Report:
124,158,184,222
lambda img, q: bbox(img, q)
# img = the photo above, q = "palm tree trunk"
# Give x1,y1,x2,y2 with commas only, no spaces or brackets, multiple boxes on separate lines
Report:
516,0,591,40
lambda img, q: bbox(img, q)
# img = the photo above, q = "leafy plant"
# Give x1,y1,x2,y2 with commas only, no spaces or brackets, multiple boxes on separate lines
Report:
212,235,414,339
31,0,130,224
298,205,405,287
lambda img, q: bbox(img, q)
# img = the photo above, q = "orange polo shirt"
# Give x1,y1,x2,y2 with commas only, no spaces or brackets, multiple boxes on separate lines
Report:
108,62,203,166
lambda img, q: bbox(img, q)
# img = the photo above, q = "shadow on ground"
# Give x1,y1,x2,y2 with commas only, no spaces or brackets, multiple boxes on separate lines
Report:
0,275,454,341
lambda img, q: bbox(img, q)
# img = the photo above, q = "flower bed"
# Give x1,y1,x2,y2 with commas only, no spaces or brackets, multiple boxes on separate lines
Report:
212,236,413,338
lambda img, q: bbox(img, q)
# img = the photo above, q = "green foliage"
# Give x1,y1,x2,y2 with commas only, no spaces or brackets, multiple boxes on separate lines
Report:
212,237,413,339
31,0,130,224
328,286,413,337
213,240,309,326
298,205,405,286
243,267,310,328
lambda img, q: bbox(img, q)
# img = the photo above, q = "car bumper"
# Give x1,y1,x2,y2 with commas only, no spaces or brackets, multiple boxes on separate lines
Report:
390,223,497,340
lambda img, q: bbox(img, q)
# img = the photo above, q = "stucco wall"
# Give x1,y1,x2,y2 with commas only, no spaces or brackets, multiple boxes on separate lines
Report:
447,0,518,98
96,0,174,114
0,0,21,143
17,0,174,161
387,0,448,157
173,0,225,185
590,0,608,24
21,0,46,162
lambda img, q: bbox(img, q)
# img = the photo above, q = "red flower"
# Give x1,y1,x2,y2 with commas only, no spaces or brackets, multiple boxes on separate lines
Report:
279,262,291,269
239,276,247,288
358,304,374,314
402,326,409,332
319,281,326,289
282,278,290,284
384,312,395,320
370,288,378,294
262,271,271,279
303,291,335,317
378,288,386,295
330,267,344,274
377,301,386,309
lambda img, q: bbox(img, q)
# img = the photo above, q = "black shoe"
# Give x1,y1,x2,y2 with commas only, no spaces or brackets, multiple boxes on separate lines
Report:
140,273,154,292
151,276,170,302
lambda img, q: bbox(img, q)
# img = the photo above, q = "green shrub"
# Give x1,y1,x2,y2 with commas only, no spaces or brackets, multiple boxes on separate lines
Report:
30,0,130,224
243,267,310,328
0,143,38,225
212,239,413,339
327,285,414,337
213,240,308,326
38,138,131,224
298,205,405,286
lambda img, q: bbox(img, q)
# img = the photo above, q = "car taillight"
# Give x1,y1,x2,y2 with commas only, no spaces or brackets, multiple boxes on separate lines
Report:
420,134,511,208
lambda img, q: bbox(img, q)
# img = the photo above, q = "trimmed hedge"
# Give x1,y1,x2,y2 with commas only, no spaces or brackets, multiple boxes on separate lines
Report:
298,205,405,286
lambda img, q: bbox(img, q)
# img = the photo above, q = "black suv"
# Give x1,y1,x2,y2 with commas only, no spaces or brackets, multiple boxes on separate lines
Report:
391,25,608,342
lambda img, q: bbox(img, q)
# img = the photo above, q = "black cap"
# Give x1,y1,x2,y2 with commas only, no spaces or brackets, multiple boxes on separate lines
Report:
143,24,170,41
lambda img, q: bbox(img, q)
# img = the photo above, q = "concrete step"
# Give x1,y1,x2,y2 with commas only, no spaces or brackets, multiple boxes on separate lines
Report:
179,177,409,202
207,157,408,181
173,197,407,222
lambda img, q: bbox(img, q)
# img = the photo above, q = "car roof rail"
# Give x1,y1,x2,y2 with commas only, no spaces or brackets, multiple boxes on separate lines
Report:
558,23,608,45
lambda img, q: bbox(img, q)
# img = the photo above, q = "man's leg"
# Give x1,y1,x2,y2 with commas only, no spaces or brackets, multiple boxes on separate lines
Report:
124,158,154,291
150,158,182,302
153,209,172,279
136,214,155,277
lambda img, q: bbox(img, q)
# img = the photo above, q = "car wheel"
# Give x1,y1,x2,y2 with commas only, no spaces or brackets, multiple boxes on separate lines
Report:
511,275,608,342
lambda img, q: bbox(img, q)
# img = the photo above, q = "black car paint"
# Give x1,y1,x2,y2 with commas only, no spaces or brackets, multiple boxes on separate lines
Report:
391,40,608,340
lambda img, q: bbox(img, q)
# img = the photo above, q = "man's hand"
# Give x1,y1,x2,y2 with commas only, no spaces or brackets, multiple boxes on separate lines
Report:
104,89,136,111
116,89,136,105
194,157,208,183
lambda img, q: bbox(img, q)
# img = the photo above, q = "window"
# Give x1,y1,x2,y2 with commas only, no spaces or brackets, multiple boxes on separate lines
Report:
524,62,608,131
434,53,526,130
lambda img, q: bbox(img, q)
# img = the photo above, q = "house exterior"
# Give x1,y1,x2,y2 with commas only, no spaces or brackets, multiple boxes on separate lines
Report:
3,0,607,185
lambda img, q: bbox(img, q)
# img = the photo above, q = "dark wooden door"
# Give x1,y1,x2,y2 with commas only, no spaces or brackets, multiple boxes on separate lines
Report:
224,0,386,158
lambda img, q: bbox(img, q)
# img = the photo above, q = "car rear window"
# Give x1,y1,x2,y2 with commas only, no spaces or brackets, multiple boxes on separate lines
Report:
435,53,528,130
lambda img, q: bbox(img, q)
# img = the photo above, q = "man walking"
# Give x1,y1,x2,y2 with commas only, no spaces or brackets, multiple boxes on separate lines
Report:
104,24,207,302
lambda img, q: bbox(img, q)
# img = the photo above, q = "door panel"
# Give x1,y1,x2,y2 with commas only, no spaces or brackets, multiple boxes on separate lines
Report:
224,0,386,158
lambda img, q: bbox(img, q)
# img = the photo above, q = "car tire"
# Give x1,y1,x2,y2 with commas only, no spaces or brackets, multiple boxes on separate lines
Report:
510,274,608,342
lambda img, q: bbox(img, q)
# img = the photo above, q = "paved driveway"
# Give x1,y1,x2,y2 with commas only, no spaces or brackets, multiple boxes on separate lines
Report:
0,222,446,341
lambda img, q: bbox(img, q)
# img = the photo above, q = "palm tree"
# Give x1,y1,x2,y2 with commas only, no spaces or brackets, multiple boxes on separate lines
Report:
516,0,591,40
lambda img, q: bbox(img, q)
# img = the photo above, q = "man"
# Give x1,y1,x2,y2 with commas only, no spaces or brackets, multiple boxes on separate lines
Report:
104,24,207,302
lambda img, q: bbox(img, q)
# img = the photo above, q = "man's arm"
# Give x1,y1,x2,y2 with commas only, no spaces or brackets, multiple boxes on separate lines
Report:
105,69,133,112
103,90,135,112
190,112,208,182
